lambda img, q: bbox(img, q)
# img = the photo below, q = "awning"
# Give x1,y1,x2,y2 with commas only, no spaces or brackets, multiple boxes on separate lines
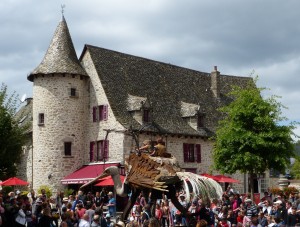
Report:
61,163,119,184
94,175,126,187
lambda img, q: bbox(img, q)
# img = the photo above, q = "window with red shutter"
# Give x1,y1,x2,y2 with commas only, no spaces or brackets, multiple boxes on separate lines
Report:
97,140,109,161
92,106,97,122
196,144,201,163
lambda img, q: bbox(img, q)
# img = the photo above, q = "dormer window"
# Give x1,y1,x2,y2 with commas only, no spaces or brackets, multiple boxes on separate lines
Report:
127,94,152,125
181,101,205,130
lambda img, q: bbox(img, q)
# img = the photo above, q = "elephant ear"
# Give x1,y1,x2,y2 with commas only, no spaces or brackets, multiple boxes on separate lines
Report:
126,153,181,191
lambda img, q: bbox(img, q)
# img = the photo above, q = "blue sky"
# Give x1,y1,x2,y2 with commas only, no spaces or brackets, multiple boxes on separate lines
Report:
1,0,300,138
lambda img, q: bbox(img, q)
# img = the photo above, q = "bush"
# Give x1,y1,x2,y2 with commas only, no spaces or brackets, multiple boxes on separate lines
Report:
64,188,74,197
37,185,52,198
269,186,299,197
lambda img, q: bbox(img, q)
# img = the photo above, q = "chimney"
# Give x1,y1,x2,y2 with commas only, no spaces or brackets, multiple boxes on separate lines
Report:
211,66,220,98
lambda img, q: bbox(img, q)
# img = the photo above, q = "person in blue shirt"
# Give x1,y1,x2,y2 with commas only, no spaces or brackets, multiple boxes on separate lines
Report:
106,191,116,217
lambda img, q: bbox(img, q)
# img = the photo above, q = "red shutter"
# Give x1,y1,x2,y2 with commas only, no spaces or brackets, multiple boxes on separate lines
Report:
93,106,97,122
90,142,95,162
196,144,201,163
183,143,189,162
104,140,109,160
103,105,108,121
99,105,108,121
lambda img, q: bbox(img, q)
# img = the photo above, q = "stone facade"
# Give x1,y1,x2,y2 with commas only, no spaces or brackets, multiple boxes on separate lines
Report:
31,74,89,191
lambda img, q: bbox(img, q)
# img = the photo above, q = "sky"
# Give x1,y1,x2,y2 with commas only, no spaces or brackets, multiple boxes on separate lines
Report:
1,0,300,138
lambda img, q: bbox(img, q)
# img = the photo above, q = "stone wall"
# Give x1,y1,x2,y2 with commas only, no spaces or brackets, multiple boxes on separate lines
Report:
32,73,89,191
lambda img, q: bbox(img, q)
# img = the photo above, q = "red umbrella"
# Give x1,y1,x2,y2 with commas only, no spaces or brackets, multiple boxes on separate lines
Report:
213,175,240,183
0,177,29,186
200,173,218,181
94,175,126,186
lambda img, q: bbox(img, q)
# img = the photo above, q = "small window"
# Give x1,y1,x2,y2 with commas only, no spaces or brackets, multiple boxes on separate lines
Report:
197,114,205,128
143,109,150,123
38,113,44,125
69,88,78,97
64,142,72,156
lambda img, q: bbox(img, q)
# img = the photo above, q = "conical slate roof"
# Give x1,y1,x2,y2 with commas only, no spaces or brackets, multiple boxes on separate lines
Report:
28,16,87,81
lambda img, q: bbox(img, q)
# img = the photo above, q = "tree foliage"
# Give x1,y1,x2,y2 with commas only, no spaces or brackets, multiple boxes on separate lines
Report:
291,156,300,179
213,78,296,182
0,83,29,180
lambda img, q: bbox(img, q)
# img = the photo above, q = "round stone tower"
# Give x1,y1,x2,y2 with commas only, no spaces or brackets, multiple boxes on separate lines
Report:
27,16,89,191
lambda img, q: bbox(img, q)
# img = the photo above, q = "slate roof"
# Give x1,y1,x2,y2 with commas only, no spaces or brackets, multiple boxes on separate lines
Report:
16,98,33,134
83,45,252,137
28,16,87,81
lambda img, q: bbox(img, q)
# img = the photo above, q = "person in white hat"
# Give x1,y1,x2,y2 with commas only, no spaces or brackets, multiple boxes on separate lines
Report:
245,198,257,218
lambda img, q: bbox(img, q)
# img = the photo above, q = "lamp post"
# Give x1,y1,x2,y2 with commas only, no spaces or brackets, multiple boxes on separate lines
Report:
31,133,34,189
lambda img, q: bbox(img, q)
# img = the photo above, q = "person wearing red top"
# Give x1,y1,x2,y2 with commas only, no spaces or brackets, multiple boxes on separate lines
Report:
155,203,163,223
75,203,86,225
236,210,244,225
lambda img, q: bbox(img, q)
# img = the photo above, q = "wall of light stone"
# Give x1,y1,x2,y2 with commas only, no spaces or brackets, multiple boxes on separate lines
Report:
31,73,89,192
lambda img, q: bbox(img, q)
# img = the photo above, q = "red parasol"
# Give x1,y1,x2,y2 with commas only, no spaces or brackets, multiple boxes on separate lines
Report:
94,175,126,186
0,177,29,186
213,175,240,183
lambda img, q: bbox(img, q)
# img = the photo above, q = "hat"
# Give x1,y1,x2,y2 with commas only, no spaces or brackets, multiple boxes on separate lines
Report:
116,220,125,227
107,191,113,196
106,213,111,218
274,200,282,205
245,199,252,203
63,197,68,202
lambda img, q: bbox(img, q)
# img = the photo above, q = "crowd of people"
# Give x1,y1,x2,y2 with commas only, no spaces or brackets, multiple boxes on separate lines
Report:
1,186,300,227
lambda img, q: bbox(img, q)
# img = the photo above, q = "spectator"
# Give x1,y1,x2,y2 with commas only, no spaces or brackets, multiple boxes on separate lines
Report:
107,192,116,217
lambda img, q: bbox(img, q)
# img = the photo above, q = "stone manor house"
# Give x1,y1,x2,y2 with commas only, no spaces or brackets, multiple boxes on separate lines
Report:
17,16,277,194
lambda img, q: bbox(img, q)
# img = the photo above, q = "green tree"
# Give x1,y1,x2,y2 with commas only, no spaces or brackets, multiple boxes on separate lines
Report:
212,78,297,195
0,83,29,180
290,157,300,179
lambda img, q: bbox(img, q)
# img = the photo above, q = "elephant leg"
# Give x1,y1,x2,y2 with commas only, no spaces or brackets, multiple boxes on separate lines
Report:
121,188,141,221
148,190,162,217
166,185,188,217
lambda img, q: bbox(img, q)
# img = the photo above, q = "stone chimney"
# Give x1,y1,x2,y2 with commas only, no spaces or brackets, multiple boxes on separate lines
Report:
211,66,220,98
